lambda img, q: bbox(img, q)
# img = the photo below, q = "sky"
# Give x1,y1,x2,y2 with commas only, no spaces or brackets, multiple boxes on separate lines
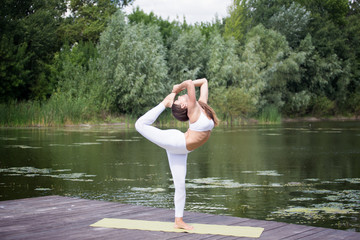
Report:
123,0,233,24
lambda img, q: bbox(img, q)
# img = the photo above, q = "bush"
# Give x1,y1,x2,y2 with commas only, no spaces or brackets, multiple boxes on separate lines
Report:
210,87,256,124
311,96,335,117
347,92,360,116
283,90,311,116
97,10,168,115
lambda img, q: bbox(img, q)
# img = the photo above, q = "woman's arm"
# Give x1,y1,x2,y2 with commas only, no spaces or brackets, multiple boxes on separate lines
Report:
173,80,197,110
172,79,191,94
193,78,208,104
173,78,208,101
162,93,176,108
172,79,205,122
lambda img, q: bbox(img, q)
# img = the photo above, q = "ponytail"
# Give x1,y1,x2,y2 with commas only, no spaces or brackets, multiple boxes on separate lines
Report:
198,101,219,127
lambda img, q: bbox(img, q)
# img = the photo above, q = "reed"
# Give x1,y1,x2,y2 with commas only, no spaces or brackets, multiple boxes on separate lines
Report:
257,106,281,124
0,98,100,127
1,101,283,128
0,101,40,127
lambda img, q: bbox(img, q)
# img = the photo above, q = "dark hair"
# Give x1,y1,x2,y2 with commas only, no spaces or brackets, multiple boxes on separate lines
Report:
172,101,219,126
198,101,219,127
171,103,189,121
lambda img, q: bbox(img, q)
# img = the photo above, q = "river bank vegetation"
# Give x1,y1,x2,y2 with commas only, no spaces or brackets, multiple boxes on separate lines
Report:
1,0,360,127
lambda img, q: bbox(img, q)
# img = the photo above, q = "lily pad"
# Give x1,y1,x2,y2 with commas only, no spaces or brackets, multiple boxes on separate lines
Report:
256,170,283,176
131,187,166,192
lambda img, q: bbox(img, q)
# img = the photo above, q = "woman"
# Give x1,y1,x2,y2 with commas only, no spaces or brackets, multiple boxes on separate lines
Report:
135,78,218,230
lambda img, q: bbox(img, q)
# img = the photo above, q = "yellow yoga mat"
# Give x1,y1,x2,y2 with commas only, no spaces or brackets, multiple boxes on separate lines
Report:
90,218,264,238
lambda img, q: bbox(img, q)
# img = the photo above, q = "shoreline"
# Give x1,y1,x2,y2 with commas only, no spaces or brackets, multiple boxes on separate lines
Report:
1,116,359,129
282,116,360,123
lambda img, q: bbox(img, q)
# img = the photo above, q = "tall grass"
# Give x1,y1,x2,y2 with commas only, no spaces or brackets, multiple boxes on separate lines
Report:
1,100,283,128
0,100,190,128
258,106,281,124
0,97,99,127
0,101,42,127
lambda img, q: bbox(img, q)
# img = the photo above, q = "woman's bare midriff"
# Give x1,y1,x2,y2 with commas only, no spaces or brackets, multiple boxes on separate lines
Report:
184,129,211,151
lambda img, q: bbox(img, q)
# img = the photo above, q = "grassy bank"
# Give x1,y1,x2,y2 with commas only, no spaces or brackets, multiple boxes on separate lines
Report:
1,101,358,128
0,101,99,127
0,101,189,128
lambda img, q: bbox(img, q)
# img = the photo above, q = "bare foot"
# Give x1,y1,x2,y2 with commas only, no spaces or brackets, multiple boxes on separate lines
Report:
162,93,176,108
174,217,194,230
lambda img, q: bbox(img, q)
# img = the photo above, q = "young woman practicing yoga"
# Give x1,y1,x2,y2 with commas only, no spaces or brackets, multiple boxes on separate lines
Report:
135,78,218,230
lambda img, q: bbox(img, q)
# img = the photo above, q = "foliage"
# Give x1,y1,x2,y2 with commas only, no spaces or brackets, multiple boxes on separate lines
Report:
127,7,183,47
311,96,335,117
283,90,311,116
224,0,250,43
347,91,360,116
258,105,282,124
0,0,67,101
168,27,207,84
195,18,226,40
0,37,30,102
246,0,292,28
268,2,311,48
211,87,256,123
206,31,240,88
0,98,96,127
58,0,134,44
238,24,306,111
1,0,360,126
45,42,102,125
97,10,168,115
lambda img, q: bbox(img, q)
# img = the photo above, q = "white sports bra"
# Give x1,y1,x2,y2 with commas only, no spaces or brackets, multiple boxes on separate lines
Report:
189,111,214,132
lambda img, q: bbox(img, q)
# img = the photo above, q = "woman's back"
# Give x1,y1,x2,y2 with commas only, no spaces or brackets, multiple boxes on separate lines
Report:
185,105,214,151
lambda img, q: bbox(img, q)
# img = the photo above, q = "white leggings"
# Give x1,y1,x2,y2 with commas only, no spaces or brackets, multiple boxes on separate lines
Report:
135,103,190,217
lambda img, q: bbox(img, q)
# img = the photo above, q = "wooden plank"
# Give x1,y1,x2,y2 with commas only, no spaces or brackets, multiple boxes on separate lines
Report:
300,228,360,240
1,197,186,240
259,223,316,240
3,206,169,239
1,198,132,239
1,196,359,240
281,227,331,240
2,211,170,240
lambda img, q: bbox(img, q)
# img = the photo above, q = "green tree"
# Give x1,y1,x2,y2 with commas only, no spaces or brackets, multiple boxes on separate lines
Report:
50,42,98,96
96,10,168,115
168,27,207,84
0,0,67,101
48,44,100,121
296,34,351,109
246,0,291,28
297,0,349,25
58,0,134,44
0,38,30,102
344,0,360,110
206,31,240,88
268,2,311,48
127,7,183,47
211,87,256,123
224,0,250,43
239,24,306,112
195,17,225,40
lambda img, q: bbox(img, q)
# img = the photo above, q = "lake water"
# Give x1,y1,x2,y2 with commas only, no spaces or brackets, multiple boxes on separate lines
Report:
1,121,359,232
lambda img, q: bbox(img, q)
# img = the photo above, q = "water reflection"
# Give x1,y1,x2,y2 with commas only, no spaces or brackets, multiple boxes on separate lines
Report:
0,122,359,231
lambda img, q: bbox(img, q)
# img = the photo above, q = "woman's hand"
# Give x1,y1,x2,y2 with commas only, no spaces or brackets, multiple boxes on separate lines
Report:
172,84,181,94
162,93,176,108
172,80,191,94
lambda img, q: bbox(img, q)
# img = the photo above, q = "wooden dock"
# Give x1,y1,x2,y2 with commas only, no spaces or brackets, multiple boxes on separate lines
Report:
0,195,359,239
